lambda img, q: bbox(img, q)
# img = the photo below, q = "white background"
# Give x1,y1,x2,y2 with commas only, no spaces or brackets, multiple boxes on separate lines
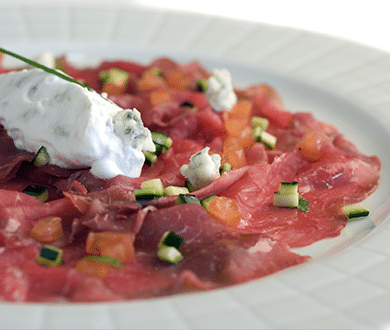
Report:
23,0,389,53
131,0,390,53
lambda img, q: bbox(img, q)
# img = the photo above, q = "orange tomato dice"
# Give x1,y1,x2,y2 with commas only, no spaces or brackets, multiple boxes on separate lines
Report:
296,130,329,161
138,68,166,91
223,137,247,170
238,126,255,150
86,231,136,262
150,89,173,106
228,99,252,120
101,82,126,95
29,217,64,243
75,259,112,278
166,68,192,90
224,117,247,137
207,196,241,227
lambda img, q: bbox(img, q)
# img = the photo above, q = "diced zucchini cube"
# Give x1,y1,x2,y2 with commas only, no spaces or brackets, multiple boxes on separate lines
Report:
99,68,129,87
37,245,63,267
200,195,217,210
158,231,184,249
33,146,50,167
260,131,277,150
164,186,190,196
251,116,270,131
185,180,196,192
22,185,49,203
134,178,164,200
151,132,173,155
343,204,370,219
157,245,183,264
176,194,201,205
273,192,299,208
220,163,232,175
144,150,158,166
278,182,299,195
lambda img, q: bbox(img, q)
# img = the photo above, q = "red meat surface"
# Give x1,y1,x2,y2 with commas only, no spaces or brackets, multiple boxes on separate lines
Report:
0,56,381,302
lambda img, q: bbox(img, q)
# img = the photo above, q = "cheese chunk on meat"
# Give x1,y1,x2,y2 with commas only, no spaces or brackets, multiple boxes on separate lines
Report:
0,68,155,179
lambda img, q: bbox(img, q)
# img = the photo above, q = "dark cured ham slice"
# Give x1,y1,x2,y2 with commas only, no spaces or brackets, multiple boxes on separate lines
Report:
176,235,309,286
0,125,34,183
0,244,123,302
134,204,238,253
0,190,82,233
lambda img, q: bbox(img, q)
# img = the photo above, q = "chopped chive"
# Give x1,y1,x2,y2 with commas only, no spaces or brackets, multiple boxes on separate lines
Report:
151,67,163,77
297,196,310,212
180,101,196,109
0,47,90,90
83,255,124,268
197,79,208,92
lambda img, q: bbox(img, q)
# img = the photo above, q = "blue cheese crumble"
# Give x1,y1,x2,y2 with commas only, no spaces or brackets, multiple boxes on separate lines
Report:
0,68,155,179
205,69,237,112
180,147,221,190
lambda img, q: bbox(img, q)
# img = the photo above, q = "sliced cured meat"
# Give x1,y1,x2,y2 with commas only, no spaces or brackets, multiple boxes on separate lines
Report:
222,145,380,247
0,55,381,303
134,203,238,252
176,235,309,286
0,125,34,182
0,189,82,233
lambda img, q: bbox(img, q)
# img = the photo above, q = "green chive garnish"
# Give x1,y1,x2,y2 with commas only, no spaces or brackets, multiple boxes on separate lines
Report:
0,47,90,90
82,255,124,268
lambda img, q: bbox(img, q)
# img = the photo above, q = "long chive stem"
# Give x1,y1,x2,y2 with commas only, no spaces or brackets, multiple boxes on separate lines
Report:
0,47,89,90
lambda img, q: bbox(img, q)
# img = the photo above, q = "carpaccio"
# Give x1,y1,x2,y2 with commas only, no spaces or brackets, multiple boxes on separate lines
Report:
0,56,380,303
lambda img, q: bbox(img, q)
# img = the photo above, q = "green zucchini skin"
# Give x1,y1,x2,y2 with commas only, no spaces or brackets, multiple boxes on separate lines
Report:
33,146,50,167
343,204,370,219
176,194,201,205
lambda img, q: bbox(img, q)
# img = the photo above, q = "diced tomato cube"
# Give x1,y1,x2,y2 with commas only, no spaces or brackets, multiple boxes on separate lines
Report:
86,231,136,262
223,137,247,170
138,68,166,91
207,196,241,227
166,68,192,90
75,259,112,278
29,217,64,243
296,130,330,161
150,89,173,106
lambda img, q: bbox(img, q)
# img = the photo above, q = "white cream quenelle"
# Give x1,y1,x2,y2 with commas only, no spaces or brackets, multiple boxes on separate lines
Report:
0,68,155,179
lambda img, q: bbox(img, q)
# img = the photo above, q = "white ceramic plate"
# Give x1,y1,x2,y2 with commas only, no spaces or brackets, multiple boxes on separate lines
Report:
2,2,390,329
